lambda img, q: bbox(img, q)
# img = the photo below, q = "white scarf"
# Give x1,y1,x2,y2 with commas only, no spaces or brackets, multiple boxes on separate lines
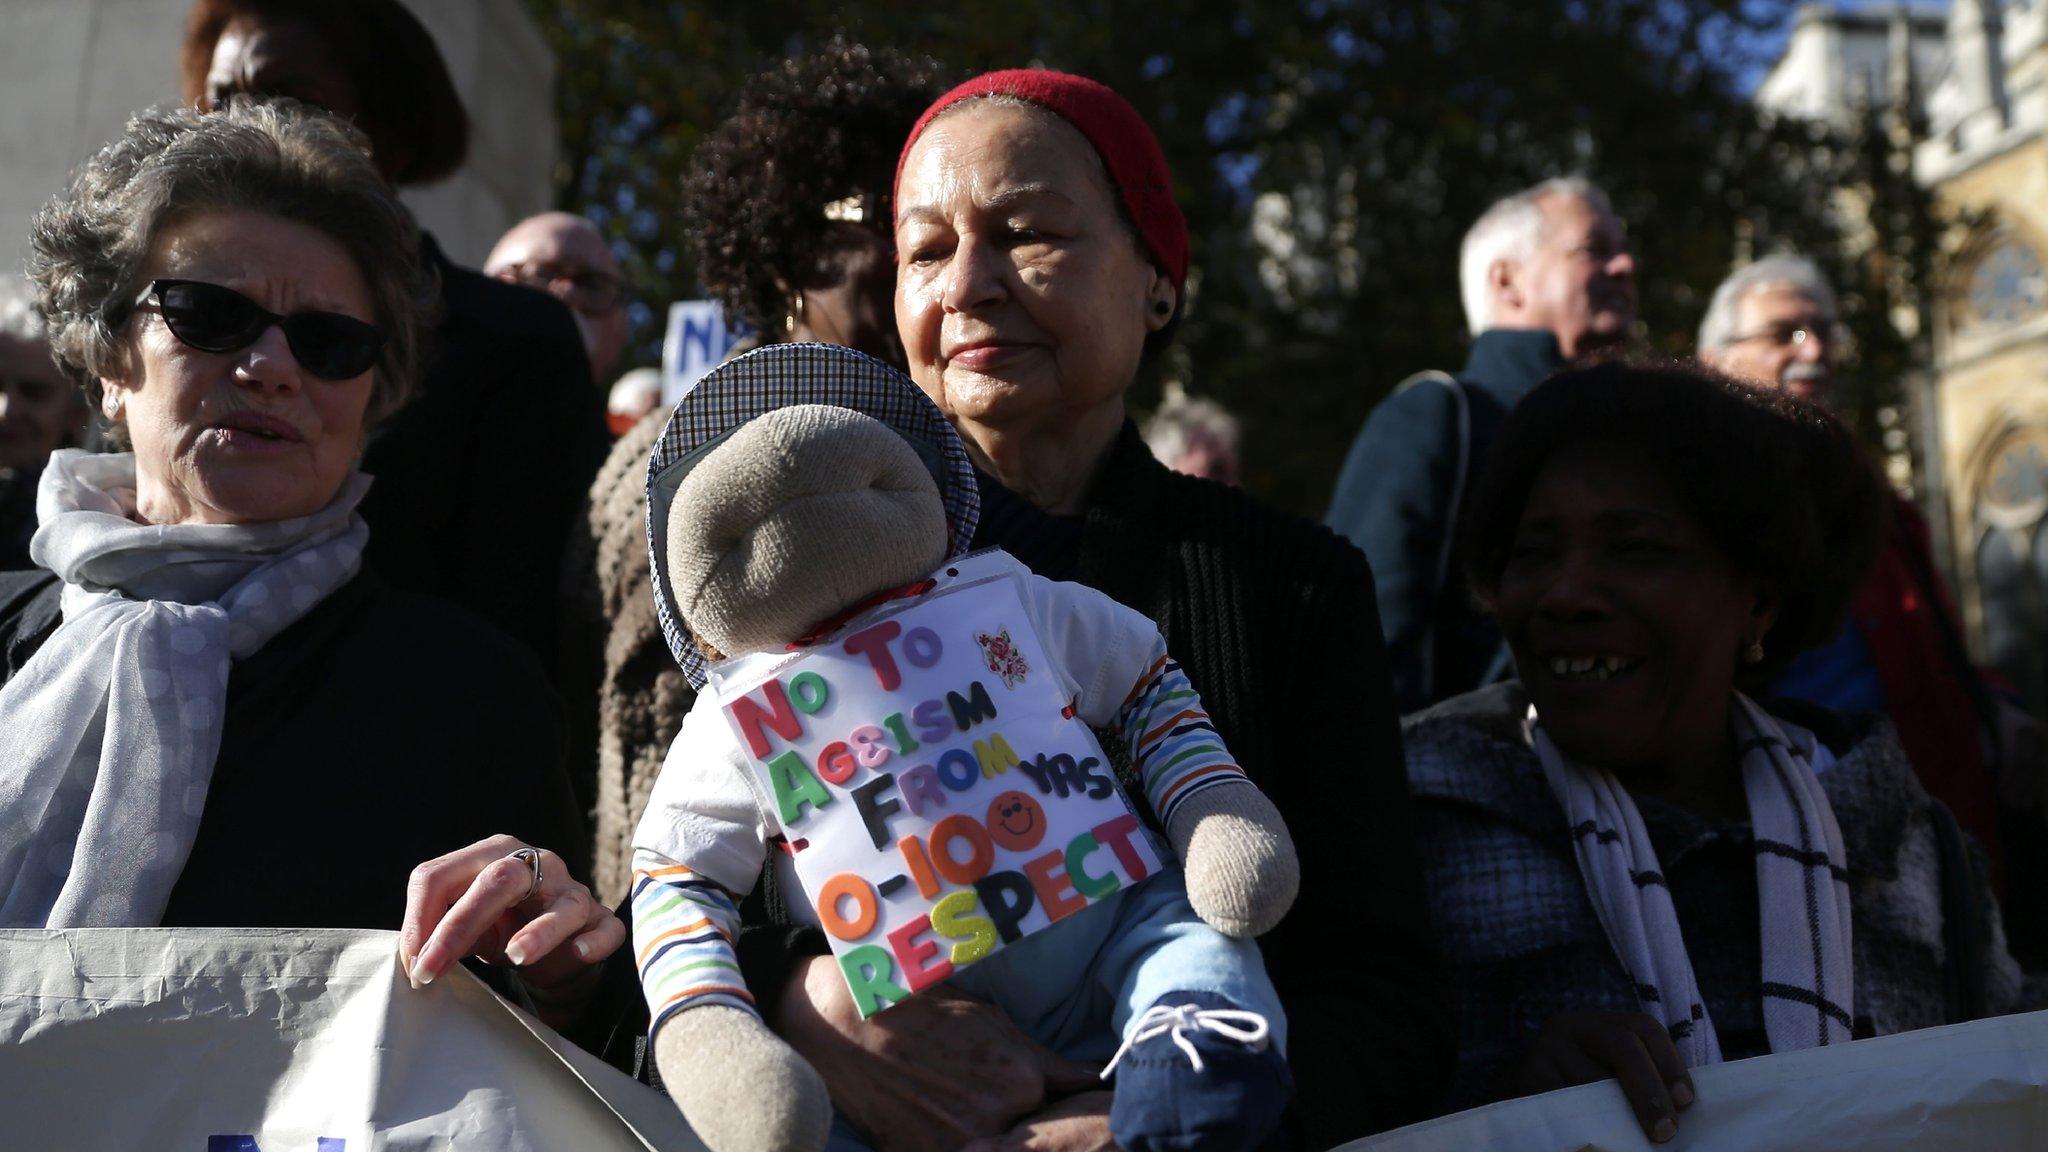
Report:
0,449,369,927
1530,693,1855,1065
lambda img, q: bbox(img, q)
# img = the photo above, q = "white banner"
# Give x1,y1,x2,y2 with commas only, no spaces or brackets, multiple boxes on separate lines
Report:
1345,1010,2048,1152
0,927,703,1152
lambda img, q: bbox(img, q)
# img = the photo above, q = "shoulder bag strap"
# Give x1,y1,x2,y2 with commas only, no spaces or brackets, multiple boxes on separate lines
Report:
1391,369,1469,705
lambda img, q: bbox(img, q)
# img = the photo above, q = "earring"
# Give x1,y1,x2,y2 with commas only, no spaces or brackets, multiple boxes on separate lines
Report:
1152,300,1172,317
1743,640,1765,664
785,291,807,338
101,393,121,420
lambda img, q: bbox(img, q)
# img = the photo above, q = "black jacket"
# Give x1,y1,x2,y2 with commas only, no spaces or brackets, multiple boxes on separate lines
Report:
0,566,586,928
1325,329,1565,711
357,236,610,672
728,423,1453,1146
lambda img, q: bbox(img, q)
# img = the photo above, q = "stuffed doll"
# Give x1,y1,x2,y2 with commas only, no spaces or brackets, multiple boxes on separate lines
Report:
631,343,1299,1152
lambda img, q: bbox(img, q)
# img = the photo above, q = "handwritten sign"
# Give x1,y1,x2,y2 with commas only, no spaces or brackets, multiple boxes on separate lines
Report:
660,301,750,405
707,570,1163,1016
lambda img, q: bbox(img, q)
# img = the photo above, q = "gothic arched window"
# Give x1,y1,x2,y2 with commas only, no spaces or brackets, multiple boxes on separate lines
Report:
1965,234,2048,330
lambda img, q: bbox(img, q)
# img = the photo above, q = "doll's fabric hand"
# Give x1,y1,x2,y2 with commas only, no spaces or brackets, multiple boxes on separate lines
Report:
775,956,1101,1152
656,1004,832,1152
1165,784,1299,938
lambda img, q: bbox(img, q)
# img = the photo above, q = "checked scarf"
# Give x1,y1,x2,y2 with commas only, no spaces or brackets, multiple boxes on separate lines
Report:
1530,693,1855,1065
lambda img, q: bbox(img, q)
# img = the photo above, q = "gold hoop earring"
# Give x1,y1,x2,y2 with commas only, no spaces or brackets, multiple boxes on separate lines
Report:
785,291,807,338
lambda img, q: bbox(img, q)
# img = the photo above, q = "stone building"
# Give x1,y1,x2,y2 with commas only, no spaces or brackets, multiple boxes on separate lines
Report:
1762,2,2048,710
0,0,555,269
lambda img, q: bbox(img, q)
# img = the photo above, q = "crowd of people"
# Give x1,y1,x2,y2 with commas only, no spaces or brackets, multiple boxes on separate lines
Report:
1,2,2043,1151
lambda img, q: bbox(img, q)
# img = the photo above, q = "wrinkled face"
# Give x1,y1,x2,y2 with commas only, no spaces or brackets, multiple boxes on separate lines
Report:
1503,194,1636,358
484,215,629,381
202,16,359,119
1705,285,1837,404
105,210,377,526
895,102,1174,443
1493,443,1773,773
0,334,78,471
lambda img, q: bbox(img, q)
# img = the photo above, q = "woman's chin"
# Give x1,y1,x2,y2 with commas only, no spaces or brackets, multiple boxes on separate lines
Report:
941,364,1058,424
175,464,335,526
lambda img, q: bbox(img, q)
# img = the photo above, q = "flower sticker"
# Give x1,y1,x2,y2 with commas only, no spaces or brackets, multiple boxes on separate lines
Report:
977,628,1030,688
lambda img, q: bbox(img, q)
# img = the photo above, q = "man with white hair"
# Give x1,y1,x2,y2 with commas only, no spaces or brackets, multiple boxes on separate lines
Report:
1326,177,1636,712
486,211,629,382
1696,257,2036,915
1696,254,1840,403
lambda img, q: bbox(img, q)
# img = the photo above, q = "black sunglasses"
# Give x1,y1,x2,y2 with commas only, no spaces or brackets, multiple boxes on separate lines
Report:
133,279,387,382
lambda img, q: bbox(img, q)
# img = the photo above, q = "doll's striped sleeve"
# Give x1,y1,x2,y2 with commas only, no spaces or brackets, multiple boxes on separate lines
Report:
1119,638,1251,828
629,855,756,1033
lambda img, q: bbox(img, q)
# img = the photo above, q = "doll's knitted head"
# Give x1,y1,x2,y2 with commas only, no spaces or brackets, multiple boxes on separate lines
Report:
665,403,949,657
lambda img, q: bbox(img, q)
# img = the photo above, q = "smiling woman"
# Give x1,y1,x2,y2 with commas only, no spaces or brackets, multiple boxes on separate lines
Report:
0,101,621,1027
1401,361,2029,1142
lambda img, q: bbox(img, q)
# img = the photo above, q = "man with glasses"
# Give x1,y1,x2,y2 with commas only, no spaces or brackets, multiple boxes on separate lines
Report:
486,212,629,383
1327,176,1637,712
1697,256,2046,961
1696,254,1843,403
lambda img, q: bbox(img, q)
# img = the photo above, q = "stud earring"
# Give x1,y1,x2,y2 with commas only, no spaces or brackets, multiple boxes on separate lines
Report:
1743,640,1765,664
1152,300,1172,317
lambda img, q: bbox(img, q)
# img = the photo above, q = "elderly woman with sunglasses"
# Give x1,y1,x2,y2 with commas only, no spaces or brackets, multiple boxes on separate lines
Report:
0,101,622,1020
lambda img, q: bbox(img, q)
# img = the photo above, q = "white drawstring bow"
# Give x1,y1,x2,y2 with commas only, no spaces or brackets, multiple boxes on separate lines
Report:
1100,1004,1271,1078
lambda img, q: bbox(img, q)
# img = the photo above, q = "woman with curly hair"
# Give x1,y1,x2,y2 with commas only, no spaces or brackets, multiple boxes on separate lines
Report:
1404,361,2027,1141
681,39,947,366
580,41,945,906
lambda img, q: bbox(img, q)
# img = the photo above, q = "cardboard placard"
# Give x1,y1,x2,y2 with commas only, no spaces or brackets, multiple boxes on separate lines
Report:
707,570,1163,1016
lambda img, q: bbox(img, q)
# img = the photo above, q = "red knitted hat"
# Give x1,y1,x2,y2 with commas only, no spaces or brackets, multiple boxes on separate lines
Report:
893,68,1188,291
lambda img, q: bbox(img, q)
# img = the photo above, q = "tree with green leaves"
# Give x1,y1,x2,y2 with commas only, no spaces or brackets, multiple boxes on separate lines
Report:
528,0,1912,514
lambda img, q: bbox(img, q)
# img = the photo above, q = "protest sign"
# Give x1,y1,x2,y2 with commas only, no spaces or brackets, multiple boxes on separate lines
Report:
706,563,1163,1018
0,927,704,1152
660,301,749,404
1345,1008,2048,1152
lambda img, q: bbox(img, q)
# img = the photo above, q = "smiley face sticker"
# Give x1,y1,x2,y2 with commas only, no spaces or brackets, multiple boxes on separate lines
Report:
986,789,1048,852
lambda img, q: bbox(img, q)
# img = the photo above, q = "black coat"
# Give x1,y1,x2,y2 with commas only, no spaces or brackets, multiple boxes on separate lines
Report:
1324,329,1566,711
357,237,611,672
0,566,586,929
725,423,1453,1146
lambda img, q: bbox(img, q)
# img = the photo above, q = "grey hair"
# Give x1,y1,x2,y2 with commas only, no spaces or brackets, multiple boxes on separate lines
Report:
1458,176,1613,336
0,274,45,343
1697,254,1838,352
27,99,430,429
1143,392,1240,462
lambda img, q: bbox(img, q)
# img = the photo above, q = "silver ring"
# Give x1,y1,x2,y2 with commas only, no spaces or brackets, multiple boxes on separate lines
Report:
508,847,543,902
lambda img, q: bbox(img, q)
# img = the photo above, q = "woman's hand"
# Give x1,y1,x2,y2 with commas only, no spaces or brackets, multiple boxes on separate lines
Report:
959,1091,1119,1152
1503,1011,1694,1143
399,834,625,1024
774,955,1102,1152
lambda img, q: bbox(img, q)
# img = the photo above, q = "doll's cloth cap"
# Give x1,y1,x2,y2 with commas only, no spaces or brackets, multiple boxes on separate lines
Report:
644,341,980,687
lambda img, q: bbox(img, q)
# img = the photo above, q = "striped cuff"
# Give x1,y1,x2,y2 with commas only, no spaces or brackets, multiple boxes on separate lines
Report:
631,864,758,1035
1120,652,1251,829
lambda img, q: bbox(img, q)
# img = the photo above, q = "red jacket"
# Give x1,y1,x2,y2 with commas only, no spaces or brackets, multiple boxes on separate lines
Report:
1853,495,2002,876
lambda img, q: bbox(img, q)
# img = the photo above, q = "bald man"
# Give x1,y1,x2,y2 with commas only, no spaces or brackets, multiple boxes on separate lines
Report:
486,212,629,381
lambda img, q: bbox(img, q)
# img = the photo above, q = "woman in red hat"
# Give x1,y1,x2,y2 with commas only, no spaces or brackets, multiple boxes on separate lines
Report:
746,69,1453,1151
